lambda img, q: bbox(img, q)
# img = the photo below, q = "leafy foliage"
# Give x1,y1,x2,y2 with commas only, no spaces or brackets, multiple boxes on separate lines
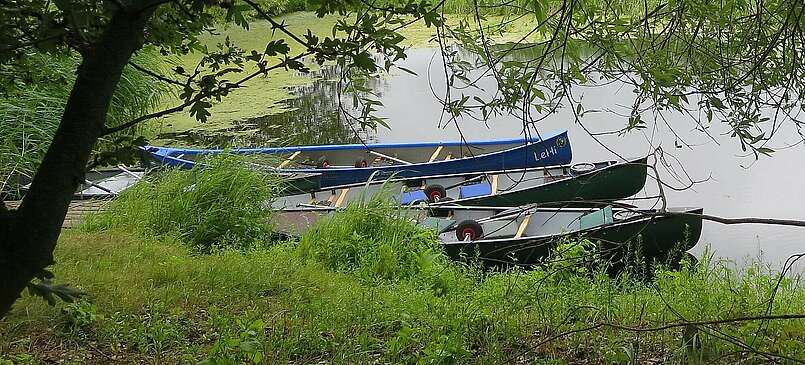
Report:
83,156,280,253
431,0,805,156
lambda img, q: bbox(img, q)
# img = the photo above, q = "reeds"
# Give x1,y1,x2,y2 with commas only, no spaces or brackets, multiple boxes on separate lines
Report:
0,48,171,196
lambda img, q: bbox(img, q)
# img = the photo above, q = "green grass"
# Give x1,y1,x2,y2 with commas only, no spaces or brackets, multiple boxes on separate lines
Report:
298,197,456,284
82,155,281,253
2,178,805,363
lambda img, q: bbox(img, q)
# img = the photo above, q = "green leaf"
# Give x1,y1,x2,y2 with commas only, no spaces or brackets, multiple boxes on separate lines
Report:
709,96,725,110
352,52,377,72
190,100,212,123
756,147,775,156
375,117,390,129
26,280,84,306
397,66,417,76
225,5,250,30
533,88,546,101
264,40,290,56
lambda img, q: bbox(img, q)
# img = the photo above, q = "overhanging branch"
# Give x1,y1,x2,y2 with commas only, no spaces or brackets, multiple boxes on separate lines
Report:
129,61,184,86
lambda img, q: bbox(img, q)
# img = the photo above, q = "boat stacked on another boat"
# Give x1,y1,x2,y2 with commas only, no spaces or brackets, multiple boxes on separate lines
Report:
73,130,703,273
427,205,703,272
272,156,649,214
141,131,572,189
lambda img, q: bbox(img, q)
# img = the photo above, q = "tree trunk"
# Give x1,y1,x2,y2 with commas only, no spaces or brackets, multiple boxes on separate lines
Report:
0,9,154,317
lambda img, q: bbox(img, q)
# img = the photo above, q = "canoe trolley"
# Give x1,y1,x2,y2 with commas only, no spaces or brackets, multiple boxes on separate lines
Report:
455,220,484,241
423,184,447,202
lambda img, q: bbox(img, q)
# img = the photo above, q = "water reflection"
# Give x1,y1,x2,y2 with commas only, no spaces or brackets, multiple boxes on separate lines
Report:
157,65,380,147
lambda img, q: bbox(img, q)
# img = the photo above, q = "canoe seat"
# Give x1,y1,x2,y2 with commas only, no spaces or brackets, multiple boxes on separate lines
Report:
459,183,492,199
579,206,614,230
398,190,428,205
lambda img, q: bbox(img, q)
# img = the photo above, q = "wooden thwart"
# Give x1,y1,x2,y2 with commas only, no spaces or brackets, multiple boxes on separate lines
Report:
428,146,444,162
369,150,411,165
514,215,531,238
327,190,338,203
334,188,350,208
278,151,301,168
490,175,499,195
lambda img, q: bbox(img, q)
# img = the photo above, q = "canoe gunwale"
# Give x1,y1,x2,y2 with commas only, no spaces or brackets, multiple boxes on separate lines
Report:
440,207,704,246
143,134,557,157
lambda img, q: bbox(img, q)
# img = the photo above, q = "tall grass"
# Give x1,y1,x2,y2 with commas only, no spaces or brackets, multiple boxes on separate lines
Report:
299,198,443,281
82,156,281,252
0,48,171,196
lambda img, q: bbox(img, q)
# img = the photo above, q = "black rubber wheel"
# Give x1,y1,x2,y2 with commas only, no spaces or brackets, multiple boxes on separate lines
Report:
455,219,483,241
428,197,453,218
423,184,447,202
354,159,368,168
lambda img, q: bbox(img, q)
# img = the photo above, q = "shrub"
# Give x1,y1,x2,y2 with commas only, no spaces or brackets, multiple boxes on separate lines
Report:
297,195,451,283
83,156,279,252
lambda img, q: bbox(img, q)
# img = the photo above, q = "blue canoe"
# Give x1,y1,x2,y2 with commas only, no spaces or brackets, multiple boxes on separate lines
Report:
142,131,572,188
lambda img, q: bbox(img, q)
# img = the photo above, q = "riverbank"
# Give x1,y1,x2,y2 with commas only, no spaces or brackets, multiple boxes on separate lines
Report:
2,225,804,363
2,165,804,364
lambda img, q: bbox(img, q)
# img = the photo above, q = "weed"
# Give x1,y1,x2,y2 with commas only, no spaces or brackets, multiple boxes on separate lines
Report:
83,155,280,252
199,318,266,364
297,195,446,283
59,301,101,331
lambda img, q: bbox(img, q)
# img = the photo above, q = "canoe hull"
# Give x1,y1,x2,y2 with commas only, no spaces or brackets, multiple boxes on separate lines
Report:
274,157,646,212
441,208,703,271
433,157,648,208
292,132,571,188
142,132,572,188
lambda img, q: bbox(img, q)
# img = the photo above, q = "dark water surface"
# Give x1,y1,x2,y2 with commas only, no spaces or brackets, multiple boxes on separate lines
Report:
163,47,805,270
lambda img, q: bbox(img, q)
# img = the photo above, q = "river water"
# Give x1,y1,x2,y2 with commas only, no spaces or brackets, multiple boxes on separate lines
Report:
160,47,805,270
378,49,805,270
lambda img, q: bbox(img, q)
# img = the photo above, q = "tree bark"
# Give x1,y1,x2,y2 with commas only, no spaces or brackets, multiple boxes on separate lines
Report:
0,9,154,317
